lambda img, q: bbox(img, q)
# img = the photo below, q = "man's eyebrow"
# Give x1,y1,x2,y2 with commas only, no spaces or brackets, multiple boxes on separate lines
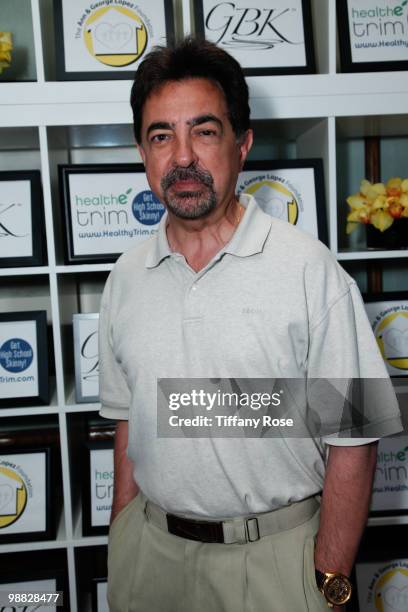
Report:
146,115,223,137
146,121,175,137
189,114,223,130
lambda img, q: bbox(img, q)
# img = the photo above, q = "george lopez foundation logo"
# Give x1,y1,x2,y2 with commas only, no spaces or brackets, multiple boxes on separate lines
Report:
204,2,304,49
0,462,30,529
76,1,151,67
238,173,300,225
371,305,408,372
367,561,408,612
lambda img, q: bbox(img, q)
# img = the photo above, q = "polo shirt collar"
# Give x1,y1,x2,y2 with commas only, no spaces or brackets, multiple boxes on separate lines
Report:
224,194,272,257
145,193,272,269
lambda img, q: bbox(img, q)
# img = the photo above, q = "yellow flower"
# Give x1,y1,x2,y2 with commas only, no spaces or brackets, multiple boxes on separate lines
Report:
400,193,408,208
346,176,408,233
372,195,388,210
346,194,366,209
0,32,12,74
360,180,372,197
386,177,402,197
366,183,386,201
371,210,394,232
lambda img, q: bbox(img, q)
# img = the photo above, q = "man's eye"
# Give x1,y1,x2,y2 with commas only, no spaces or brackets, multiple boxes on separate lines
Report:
151,133,170,143
198,129,217,137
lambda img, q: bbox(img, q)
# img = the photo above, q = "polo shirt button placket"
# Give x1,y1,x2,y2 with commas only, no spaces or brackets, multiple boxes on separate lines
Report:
184,282,204,321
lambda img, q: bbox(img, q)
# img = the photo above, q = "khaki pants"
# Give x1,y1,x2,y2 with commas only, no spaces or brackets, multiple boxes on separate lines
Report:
107,493,329,612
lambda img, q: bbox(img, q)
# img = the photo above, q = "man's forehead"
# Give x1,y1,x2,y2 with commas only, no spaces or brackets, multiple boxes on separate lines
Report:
142,78,229,122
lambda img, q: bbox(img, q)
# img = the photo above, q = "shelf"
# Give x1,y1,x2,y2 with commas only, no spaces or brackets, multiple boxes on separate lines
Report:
0,405,59,418
368,515,408,527
1,73,408,125
65,404,101,414
0,266,50,277
0,379,58,417
0,506,67,554
337,250,408,261
72,535,108,547
395,384,408,394
56,264,114,274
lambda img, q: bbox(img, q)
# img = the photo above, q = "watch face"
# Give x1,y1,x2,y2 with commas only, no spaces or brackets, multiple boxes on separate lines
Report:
325,575,352,605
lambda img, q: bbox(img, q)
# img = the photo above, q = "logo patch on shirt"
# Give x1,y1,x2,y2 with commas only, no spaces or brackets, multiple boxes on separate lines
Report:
242,307,264,315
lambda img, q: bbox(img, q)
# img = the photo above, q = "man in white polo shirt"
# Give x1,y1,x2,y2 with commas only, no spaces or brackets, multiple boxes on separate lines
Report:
99,38,402,611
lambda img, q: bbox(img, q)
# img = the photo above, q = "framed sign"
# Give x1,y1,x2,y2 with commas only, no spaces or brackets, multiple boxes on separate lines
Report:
73,313,99,404
92,578,109,612
0,449,52,543
54,0,175,80
59,164,166,264
0,311,49,408
237,159,328,244
194,0,315,75
370,435,408,515
364,292,408,377
82,442,113,536
337,0,408,73
354,558,408,611
0,578,59,611
0,170,46,268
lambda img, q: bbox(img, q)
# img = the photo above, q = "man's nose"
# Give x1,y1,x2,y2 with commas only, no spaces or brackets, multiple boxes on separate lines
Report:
173,135,198,167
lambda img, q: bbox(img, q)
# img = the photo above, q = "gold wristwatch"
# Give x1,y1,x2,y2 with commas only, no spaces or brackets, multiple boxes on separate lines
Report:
315,569,352,607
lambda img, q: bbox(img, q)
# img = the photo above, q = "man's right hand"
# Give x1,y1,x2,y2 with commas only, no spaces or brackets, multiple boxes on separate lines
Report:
110,420,139,525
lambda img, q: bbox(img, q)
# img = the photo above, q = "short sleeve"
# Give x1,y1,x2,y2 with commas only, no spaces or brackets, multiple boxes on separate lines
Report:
98,274,131,420
307,281,403,446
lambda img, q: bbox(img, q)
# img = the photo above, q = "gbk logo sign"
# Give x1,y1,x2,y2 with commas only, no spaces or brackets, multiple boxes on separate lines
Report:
199,0,311,71
0,179,33,260
206,3,301,48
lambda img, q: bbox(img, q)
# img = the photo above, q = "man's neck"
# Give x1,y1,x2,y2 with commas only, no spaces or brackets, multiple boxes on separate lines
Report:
166,198,243,272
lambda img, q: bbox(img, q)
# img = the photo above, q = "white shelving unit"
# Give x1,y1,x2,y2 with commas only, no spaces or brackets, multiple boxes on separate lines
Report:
1,0,407,609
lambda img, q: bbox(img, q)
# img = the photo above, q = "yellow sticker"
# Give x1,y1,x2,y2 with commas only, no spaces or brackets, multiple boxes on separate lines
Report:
375,311,408,372
373,565,408,612
244,179,299,225
0,465,28,529
83,6,148,67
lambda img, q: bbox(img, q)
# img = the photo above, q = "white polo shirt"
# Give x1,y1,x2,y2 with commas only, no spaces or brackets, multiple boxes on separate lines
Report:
99,195,402,517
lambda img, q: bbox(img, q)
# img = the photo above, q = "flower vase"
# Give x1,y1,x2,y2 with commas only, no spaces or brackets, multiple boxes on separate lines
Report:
366,218,408,250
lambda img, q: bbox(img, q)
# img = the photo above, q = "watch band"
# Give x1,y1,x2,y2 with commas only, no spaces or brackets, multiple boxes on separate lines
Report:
315,569,326,591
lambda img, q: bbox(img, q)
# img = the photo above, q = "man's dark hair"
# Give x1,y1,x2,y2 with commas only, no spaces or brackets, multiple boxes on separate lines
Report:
130,37,250,144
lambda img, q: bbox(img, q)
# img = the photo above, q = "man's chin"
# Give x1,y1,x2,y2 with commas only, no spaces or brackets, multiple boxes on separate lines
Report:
164,193,216,220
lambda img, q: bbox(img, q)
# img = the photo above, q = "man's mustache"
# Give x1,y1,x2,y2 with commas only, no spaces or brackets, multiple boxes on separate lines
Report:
161,166,214,191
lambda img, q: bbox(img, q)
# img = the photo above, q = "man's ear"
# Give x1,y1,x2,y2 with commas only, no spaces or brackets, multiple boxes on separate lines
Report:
137,143,146,165
238,129,253,170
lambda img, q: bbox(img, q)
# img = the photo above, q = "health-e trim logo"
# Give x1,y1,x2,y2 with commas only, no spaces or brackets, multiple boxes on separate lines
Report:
82,4,148,67
0,463,28,529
